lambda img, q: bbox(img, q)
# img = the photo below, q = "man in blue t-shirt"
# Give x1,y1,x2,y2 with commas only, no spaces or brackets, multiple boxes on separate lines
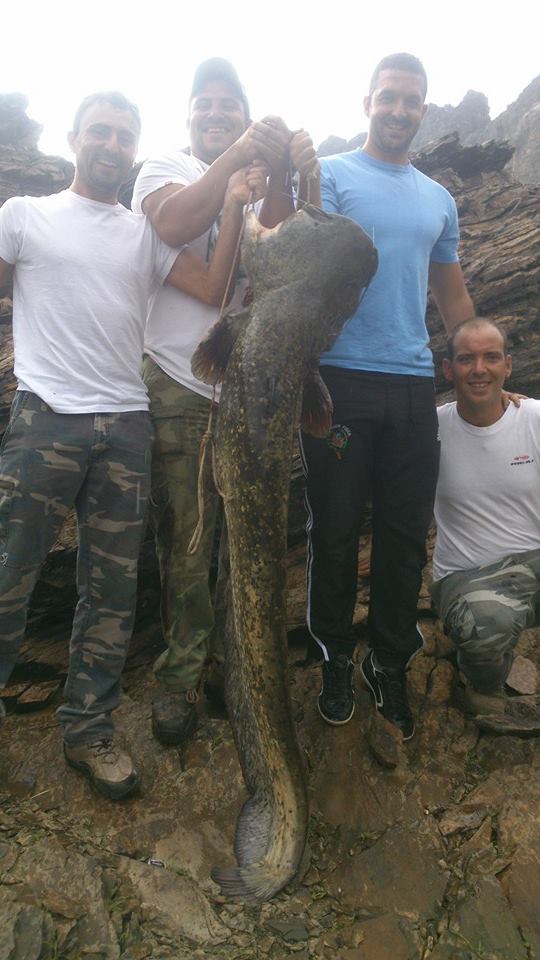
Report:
299,52,475,740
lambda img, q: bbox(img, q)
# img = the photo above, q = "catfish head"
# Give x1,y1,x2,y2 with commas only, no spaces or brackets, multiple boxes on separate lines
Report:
242,204,378,351
192,205,378,395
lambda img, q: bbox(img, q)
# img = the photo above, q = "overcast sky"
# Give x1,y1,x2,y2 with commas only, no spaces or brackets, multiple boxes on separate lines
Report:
4,0,538,161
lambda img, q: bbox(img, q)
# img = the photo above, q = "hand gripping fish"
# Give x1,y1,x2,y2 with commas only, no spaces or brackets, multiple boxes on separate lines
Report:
191,204,378,901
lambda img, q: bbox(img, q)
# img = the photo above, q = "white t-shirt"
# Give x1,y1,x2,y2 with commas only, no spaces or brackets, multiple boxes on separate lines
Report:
432,399,540,581
132,151,249,400
0,190,178,413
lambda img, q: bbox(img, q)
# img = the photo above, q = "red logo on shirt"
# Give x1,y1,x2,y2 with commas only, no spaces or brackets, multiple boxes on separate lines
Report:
510,454,534,466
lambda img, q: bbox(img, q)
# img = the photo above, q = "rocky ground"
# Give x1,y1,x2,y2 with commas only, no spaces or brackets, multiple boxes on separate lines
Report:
2,559,540,960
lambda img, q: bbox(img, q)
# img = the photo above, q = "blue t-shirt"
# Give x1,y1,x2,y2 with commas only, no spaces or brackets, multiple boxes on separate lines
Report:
320,149,459,376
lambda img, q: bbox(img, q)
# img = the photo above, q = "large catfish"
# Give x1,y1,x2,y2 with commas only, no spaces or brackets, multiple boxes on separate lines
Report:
192,204,378,901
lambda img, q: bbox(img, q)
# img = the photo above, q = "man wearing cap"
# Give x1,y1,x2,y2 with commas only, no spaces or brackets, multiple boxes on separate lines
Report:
132,58,298,746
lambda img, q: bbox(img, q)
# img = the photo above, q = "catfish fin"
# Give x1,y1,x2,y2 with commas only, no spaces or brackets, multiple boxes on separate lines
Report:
191,307,251,385
300,366,333,437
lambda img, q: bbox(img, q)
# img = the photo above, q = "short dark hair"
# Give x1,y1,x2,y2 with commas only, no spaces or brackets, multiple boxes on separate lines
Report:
72,91,141,135
369,53,428,99
189,57,250,118
446,318,509,360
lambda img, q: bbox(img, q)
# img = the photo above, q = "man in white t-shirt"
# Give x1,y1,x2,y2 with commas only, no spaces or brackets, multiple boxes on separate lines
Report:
132,58,311,746
431,318,540,733
0,91,265,797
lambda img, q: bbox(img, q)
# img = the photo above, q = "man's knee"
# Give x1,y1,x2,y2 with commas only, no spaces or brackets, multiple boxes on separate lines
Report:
443,592,519,663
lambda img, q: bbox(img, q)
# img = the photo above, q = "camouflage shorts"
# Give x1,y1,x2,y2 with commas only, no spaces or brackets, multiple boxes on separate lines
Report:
431,549,540,691
0,391,153,743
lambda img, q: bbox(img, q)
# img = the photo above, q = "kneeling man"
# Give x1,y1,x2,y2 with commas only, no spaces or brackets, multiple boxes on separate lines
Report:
431,318,540,732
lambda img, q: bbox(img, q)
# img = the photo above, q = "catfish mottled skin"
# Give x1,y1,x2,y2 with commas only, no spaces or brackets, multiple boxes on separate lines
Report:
192,205,378,901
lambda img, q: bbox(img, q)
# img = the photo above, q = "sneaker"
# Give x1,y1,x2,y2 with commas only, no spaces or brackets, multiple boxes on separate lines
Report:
462,684,506,717
474,697,540,736
152,690,198,746
318,655,355,725
461,682,540,735
64,739,140,800
360,650,415,741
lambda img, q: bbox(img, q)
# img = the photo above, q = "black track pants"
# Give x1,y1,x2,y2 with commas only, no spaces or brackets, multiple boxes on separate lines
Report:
300,367,440,669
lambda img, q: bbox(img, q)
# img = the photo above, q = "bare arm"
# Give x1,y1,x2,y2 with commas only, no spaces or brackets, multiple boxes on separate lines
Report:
259,130,321,227
428,261,475,333
0,257,14,288
165,163,266,306
259,127,322,227
143,121,290,247
259,164,294,226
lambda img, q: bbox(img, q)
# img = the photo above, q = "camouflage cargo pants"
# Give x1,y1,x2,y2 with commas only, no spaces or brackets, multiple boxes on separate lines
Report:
143,356,227,693
0,391,153,744
430,548,540,692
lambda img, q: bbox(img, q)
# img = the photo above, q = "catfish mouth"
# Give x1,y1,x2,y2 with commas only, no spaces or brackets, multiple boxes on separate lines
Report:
244,203,331,242
244,209,282,242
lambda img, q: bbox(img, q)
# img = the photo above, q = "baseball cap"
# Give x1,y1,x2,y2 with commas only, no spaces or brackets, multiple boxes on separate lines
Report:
190,58,250,118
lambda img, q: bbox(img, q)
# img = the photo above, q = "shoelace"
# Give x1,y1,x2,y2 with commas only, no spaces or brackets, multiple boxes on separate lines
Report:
90,739,119,764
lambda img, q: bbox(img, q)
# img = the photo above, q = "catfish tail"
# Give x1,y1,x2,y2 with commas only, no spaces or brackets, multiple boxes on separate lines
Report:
212,790,307,901
211,863,289,902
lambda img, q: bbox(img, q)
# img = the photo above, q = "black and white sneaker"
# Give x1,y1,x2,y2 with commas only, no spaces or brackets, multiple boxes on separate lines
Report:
318,655,355,725
360,649,415,741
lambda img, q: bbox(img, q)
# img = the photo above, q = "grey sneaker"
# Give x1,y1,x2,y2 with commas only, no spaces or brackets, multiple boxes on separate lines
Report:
462,682,540,736
474,698,540,736
463,684,506,716
152,690,198,746
64,739,140,800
